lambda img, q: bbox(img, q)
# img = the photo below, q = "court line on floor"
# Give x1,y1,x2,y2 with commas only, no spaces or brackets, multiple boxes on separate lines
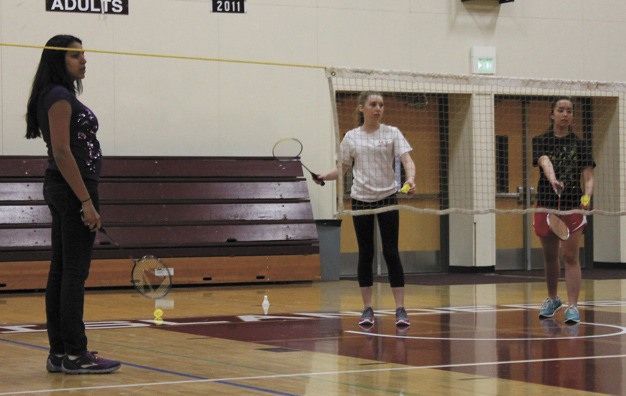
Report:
0,337,299,396
3,302,624,394
2,353,625,395
346,321,626,341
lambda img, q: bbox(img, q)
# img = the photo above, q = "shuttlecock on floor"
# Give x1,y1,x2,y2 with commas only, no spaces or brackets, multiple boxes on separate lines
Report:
262,295,270,315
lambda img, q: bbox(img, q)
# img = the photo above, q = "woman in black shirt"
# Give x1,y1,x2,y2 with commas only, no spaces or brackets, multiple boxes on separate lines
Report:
532,97,595,324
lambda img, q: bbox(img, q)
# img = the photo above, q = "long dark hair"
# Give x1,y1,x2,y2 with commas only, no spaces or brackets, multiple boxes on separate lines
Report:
548,96,574,132
25,35,83,139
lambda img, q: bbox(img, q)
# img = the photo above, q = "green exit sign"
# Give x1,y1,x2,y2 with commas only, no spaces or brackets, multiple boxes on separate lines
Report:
477,58,495,74
471,46,496,74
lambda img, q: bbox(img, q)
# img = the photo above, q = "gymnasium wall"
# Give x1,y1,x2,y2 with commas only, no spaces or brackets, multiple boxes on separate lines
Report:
1,0,626,220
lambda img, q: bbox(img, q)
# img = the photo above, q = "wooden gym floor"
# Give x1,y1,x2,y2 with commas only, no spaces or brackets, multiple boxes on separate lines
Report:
0,270,625,395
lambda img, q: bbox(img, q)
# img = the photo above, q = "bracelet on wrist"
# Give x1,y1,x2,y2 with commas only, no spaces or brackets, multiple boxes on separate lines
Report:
81,197,91,204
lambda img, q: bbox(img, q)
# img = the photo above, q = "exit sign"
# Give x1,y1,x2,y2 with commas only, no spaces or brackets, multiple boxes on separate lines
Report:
476,58,495,74
470,46,496,75
212,0,245,13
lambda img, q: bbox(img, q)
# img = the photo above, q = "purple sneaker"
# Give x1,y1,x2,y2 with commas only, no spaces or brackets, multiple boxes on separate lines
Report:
46,354,64,373
61,351,121,374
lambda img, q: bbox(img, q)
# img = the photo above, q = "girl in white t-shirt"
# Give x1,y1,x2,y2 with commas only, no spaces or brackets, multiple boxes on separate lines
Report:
317,91,416,328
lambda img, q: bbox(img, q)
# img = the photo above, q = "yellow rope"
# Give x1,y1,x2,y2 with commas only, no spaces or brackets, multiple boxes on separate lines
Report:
0,42,326,70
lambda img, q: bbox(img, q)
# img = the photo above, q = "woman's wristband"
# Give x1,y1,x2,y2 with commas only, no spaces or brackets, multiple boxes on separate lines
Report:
81,197,92,204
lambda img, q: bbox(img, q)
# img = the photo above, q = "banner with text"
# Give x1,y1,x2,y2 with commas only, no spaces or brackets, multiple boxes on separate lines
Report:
46,0,129,15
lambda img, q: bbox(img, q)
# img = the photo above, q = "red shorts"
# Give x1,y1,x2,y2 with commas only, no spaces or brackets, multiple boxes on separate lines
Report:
533,209,587,238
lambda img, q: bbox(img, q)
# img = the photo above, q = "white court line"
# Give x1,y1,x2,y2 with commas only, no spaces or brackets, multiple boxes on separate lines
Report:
3,303,625,394
346,321,626,341
2,353,626,395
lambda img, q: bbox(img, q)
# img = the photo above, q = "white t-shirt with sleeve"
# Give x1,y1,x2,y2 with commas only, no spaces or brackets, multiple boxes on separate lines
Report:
340,124,412,202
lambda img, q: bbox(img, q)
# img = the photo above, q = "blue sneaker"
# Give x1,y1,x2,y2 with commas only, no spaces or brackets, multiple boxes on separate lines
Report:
46,354,64,373
564,306,580,324
539,297,562,318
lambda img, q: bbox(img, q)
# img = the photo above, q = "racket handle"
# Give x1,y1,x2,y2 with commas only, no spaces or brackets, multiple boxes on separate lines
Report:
555,183,563,196
99,227,119,247
311,172,325,186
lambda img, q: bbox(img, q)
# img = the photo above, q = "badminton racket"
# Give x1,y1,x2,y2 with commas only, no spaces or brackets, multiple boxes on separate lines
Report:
130,255,172,299
272,138,325,186
547,187,570,241
97,227,173,299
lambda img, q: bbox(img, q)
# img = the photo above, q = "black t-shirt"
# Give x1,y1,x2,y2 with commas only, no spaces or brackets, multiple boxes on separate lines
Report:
532,130,595,209
38,85,102,180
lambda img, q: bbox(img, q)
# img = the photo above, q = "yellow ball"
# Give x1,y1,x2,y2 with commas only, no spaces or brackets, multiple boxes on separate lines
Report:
153,308,163,318
400,183,410,194
154,318,164,326
581,195,590,206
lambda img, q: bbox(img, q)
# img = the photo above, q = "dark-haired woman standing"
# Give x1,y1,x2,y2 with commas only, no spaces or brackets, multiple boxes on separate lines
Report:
532,97,595,325
26,34,120,374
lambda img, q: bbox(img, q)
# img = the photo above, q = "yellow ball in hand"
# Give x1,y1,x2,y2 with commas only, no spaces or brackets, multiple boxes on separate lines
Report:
581,195,590,207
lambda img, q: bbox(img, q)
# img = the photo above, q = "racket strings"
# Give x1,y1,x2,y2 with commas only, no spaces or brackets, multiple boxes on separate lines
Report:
547,213,570,240
131,256,172,299
548,191,570,241
272,138,303,159
272,137,325,185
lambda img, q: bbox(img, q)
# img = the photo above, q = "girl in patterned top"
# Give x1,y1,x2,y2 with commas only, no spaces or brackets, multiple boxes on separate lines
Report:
532,97,595,324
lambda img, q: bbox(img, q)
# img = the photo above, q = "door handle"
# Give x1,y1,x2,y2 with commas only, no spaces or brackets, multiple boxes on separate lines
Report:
517,187,536,205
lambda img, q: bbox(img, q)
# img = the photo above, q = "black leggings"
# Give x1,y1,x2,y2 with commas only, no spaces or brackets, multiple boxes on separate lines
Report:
43,170,98,356
352,195,405,288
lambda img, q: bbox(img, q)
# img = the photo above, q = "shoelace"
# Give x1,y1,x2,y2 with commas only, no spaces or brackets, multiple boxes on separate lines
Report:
541,298,557,308
85,351,101,361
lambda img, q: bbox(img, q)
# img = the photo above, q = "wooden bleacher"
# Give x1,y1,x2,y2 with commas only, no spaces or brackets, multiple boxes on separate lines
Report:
0,156,320,291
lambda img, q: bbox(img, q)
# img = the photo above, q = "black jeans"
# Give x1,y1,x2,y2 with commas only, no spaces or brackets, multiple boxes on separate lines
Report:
43,170,98,356
351,195,405,288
